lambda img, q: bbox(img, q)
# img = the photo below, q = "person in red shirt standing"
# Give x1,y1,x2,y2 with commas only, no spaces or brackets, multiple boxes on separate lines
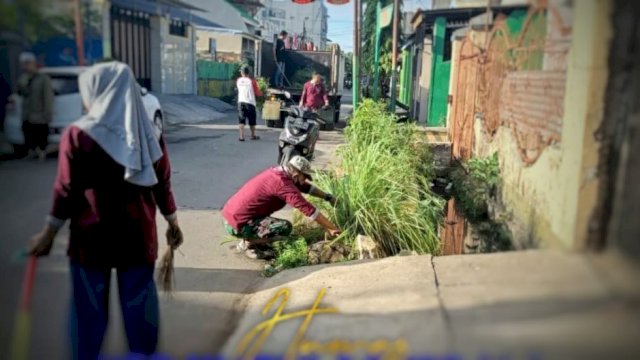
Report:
223,156,340,259
28,62,182,360
236,65,263,141
299,72,329,111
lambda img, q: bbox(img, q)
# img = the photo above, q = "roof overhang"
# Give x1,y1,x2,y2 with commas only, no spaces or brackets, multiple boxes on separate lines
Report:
194,26,260,40
411,5,528,33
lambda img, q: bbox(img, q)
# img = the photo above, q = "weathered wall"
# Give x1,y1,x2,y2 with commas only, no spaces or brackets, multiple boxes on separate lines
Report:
472,0,612,249
195,30,243,57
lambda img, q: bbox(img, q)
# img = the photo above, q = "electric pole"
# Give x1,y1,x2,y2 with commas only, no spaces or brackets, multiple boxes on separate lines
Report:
353,0,361,108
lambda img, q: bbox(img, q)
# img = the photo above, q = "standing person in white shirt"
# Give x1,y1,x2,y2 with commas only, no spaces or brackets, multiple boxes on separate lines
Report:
236,66,263,141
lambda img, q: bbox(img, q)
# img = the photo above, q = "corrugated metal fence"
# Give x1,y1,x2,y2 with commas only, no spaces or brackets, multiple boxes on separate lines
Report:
197,60,237,99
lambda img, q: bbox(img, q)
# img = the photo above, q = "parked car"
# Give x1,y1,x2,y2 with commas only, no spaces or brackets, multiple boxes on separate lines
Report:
3,66,163,153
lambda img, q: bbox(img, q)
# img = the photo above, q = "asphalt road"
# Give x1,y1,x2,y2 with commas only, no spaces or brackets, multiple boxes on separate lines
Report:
0,113,283,359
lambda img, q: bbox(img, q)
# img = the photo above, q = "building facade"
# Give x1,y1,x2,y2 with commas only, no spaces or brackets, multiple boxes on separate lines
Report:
256,0,328,49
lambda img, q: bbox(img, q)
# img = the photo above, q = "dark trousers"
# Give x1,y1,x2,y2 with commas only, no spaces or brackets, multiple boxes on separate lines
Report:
22,122,49,151
69,261,159,360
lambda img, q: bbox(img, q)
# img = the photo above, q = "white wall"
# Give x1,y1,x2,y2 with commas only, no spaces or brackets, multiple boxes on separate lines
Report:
151,17,196,94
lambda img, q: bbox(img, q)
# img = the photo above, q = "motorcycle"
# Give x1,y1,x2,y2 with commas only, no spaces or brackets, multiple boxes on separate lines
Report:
277,106,326,166
344,78,352,90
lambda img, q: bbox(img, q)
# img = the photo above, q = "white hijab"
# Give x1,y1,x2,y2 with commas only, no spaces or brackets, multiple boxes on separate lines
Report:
74,62,163,187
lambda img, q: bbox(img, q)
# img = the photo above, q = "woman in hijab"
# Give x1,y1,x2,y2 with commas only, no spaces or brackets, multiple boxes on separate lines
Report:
28,62,182,359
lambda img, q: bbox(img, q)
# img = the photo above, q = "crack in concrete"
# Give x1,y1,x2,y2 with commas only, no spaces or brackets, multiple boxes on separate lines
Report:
431,256,455,350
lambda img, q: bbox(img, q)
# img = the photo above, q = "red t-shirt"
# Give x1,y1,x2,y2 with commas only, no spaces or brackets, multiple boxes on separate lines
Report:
222,167,316,230
301,81,329,110
51,126,177,267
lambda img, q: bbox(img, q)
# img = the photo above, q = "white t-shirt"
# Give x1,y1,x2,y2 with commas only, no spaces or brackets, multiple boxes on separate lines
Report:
237,77,261,106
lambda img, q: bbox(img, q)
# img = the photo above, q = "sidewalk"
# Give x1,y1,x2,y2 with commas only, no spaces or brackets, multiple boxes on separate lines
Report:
221,250,640,359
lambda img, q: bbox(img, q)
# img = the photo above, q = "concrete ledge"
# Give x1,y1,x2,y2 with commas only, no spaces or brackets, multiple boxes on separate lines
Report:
222,255,448,357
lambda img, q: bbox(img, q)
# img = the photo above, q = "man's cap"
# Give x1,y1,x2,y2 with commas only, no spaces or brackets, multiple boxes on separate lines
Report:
19,52,36,63
289,155,313,180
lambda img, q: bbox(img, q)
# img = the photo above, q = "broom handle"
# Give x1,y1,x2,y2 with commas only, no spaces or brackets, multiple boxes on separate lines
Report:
20,256,37,312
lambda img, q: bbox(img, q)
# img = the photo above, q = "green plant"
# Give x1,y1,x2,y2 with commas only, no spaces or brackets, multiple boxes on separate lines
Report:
272,237,309,269
311,99,444,255
256,77,269,109
291,67,314,88
450,153,500,222
449,153,513,252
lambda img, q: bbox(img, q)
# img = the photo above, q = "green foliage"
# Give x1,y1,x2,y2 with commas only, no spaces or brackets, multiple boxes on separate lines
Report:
344,52,353,77
449,153,513,252
0,0,88,43
450,153,500,222
361,0,403,76
256,77,269,109
272,237,309,269
291,67,315,88
312,99,444,255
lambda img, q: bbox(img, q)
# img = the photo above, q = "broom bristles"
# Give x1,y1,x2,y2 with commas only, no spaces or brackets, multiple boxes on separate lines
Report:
157,226,182,292
157,247,175,292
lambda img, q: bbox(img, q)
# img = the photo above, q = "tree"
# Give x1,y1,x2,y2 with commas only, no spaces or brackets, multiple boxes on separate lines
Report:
344,52,353,77
0,0,70,43
360,0,403,93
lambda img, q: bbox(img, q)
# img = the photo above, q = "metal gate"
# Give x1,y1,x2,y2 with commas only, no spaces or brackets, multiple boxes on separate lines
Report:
110,6,152,89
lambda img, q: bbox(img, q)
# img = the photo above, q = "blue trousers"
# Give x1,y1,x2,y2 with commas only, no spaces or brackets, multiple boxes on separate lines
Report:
273,61,285,88
69,261,159,360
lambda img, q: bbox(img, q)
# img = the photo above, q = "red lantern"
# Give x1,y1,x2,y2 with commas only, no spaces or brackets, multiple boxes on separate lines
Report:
327,0,350,4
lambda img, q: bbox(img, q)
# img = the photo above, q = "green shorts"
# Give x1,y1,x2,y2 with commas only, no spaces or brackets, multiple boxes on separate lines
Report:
225,217,293,239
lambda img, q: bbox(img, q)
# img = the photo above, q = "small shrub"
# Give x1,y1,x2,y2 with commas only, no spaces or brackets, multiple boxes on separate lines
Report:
272,237,309,269
450,153,500,222
450,153,513,252
256,77,269,109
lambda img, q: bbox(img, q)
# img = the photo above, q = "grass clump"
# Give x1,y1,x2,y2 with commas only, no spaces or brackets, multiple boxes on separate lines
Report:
312,99,444,255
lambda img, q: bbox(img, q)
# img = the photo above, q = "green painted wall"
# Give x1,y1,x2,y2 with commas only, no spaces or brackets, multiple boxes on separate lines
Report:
399,49,413,106
427,17,451,127
197,60,237,98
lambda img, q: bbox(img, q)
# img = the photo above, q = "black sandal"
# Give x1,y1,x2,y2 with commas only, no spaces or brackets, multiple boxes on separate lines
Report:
250,135,260,140
238,138,245,142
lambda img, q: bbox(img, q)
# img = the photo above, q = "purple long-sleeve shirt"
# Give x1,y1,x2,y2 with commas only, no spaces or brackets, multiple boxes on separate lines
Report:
50,126,177,267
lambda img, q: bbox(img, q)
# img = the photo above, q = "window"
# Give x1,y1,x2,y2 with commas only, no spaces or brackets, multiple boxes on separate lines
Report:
169,20,187,37
49,75,79,95
209,39,217,55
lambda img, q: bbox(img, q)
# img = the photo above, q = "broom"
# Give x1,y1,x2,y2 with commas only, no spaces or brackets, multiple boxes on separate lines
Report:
10,255,37,360
157,225,183,292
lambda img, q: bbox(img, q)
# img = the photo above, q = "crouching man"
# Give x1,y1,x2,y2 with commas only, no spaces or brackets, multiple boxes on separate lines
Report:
222,156,340,259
